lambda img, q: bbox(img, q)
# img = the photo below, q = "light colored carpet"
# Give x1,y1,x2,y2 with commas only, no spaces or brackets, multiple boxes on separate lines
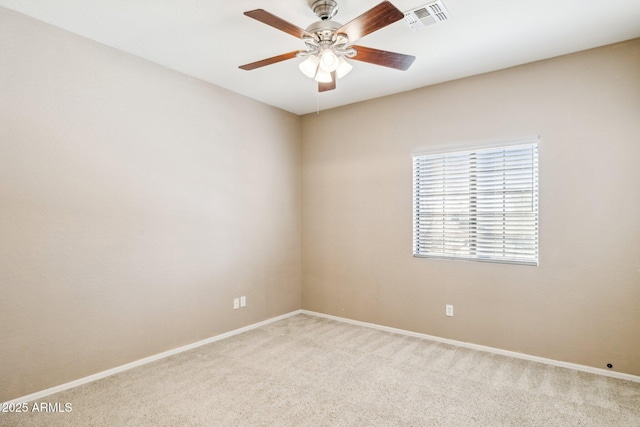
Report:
2,313,639,426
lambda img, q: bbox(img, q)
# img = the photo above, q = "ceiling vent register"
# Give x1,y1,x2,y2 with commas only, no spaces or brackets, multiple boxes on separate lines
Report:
404,0,450,30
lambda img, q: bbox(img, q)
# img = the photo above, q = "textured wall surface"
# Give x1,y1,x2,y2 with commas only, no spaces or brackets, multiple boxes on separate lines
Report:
0,8,300,402
301,40,640,375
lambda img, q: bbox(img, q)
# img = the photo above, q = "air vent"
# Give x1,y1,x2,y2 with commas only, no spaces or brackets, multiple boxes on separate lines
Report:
404,0,450,31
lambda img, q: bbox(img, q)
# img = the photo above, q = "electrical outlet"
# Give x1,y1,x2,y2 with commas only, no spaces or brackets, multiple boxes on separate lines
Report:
240,296,246,307
446,304,454,317
233,298,239,310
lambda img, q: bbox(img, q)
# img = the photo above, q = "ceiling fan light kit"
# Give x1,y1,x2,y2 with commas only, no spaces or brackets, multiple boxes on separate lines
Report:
239,1,416,92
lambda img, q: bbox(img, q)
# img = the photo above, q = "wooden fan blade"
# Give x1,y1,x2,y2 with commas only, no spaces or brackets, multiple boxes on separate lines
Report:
349,45,415,71
244,9,314,39
318,71,337,92
335,1,404,43
239,51,301,71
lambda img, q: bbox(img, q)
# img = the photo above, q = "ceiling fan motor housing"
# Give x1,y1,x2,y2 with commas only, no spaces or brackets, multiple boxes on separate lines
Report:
306,20,342,42
312,0,339,20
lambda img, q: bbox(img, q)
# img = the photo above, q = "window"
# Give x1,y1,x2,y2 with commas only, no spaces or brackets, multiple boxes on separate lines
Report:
413,140,539,265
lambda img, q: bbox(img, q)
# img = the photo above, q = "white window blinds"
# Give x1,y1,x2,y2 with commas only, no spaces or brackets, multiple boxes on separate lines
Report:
413,141,539,265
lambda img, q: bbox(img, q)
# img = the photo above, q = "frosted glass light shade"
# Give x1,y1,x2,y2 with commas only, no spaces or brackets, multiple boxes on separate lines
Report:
319,50,339,72
336,57,353,79
299,55,319,78
314,69,333,83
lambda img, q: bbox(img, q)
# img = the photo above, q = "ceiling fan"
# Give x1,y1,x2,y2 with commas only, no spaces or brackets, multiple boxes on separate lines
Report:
239,0,416,92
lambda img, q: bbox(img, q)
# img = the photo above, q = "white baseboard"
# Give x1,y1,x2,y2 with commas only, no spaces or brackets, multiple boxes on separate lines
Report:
3,310,303,405
300,310,640,383
5,307,637,405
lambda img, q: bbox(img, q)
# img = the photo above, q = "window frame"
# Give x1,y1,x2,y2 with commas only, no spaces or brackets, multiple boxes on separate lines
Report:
412,138,539,266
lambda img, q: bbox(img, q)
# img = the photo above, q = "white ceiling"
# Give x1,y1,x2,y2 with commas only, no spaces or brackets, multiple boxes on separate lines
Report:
2,0,639,115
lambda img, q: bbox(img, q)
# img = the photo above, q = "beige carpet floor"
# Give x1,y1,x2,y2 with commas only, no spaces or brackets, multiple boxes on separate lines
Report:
2,313,639,426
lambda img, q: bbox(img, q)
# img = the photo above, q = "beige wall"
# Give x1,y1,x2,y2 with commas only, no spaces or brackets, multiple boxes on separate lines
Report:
0,8,300,402
301,40,640,375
